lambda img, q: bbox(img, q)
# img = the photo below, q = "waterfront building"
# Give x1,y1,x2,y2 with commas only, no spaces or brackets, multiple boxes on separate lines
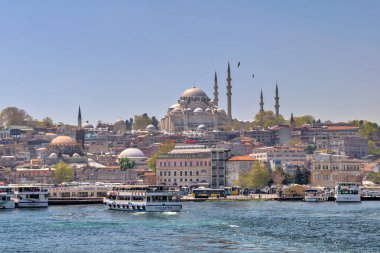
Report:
328,137,369,159
310,153,363,189
156,145,230,188
250,146,306,164
225,156,257,186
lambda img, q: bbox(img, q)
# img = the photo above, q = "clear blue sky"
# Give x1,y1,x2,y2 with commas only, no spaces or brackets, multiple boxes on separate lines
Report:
0,1,379,125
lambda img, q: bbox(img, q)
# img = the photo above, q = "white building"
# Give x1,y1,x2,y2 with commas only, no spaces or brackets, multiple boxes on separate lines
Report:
250,146,306,164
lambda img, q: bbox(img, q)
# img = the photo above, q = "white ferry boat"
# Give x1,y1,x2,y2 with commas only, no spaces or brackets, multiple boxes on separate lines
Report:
334,182,361,202
0,186,16,209
11,184,49,208
48,185,111,205
105,185,182,212
304,188,327,202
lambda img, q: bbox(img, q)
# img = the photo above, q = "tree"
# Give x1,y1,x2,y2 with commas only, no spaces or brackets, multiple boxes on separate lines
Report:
151,116,159,128
366,172,380,184
125,118,133,131
272,168,286,189
293,115,315,127
254,110,286,128
305,144,316,154
54,162,74,184
119,157,136,171
148,141,175,173
133,113,152,130
235,161,271,189
42,117,54,127
0,107,32,127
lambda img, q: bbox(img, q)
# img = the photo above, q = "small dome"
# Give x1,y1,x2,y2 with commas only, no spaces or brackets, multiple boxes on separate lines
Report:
172,108,182,113
83,121,94,129
197,124,207,132
217,108,226,113
194,108,203,113
146,125,157,134
72,153,81,158
49,153,58,159
118,148,146,159
169,103,180,109
181,87,209,98
115,118,124,124
50,136,78,146
205,108,211,113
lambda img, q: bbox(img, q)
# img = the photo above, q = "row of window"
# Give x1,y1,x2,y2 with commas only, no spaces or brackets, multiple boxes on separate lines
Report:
160,170,207,177
315,164,360,171
159,161,211,167
162,178,205,183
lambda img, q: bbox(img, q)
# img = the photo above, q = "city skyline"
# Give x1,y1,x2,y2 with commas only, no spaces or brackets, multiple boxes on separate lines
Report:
0,1,379,125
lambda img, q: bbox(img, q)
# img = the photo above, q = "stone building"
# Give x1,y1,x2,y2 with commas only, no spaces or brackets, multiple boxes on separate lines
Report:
311,153,363,189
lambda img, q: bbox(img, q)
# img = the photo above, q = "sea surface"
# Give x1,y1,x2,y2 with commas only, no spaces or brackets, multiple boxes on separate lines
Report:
0,201,379,253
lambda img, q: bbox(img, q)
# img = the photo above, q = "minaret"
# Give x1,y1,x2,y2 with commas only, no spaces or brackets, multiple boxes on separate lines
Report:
214,72,219,107
77,105,82,130
76,105,85,152
290,113,295,126
275,82,280,117
260,89,264,113
226,62,232,121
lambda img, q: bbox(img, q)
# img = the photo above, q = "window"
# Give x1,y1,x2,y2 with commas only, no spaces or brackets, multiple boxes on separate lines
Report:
160,162,162,166
185,161,187,166
174,162,177,166
180,162,183,166
164,162,167,166
164,171,167,176
196,171,199,176
185,171,187,176
180,171,183,176
174,171,177,176
190,161,193,166
160,171,162,176
196,161,199,166
190,171,192,176
168,171,171,176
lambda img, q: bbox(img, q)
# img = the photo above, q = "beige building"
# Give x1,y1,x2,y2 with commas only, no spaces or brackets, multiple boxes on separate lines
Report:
225,156,257,186
311,153,363,189
250,146,306,164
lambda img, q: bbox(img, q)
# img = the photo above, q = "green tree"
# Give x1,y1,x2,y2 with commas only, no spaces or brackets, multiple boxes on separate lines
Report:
0,107,32,127
54,162,74,184
236,161,271,189
254,110,286,128
148,141,175,173
294,115,315,127
133,113,152,130
119,157,136,170
305,144,316,154
272,168,286,189
151,116,159,128
366,172,380,184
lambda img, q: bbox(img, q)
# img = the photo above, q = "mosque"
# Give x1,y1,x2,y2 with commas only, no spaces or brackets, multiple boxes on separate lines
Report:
160,64,233,132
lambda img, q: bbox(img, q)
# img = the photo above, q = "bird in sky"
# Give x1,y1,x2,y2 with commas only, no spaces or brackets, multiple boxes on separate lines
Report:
237,62,240,68
252,73,255,78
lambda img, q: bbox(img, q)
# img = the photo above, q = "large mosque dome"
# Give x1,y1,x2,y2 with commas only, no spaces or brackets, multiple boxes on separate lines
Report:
118,148,147,161
180,87,209,99
48,136,83,157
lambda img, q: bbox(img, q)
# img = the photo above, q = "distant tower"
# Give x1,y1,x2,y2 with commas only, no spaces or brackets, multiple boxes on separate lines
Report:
226,63,232,121
75,106,85,151
77,105,82,130
214,72,219,107
275,82,280,117
260,89,264,113
290,113,295,126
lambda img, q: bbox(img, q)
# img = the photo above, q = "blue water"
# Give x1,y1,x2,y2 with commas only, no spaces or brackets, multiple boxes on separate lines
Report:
0,201,379,252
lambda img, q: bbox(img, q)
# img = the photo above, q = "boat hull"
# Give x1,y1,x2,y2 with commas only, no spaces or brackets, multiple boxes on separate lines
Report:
106,200,182,212
0,200,15,209
16,200,49,208
335,194,361,202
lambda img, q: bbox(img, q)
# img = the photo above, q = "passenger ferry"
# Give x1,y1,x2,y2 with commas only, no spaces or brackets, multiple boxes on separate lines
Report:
104,185,182,212
11,184,49,208
304,188,327,202
49,185,110,205
0,186,16,209
334,182,361,202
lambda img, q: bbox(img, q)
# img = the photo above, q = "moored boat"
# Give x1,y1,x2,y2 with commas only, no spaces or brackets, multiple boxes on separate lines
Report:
105,185,182,212
0,186,16,209
304,188,327,202
334,182,361,202
11,184,49,208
